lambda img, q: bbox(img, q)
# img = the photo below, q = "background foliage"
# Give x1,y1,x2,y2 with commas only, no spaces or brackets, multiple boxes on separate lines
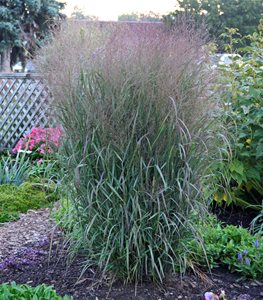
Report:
166,0,263,49
0,0,65,71
214,22,263,208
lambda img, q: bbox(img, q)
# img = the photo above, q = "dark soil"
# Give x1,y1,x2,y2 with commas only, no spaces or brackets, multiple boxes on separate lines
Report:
214,205,258,229
0,238,262,300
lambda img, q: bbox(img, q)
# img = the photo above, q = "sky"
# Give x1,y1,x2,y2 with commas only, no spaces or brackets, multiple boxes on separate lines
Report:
63,0,177,20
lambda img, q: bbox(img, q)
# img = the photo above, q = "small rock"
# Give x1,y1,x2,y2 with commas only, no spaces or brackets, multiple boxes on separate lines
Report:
255,280,263,287
236,294,255,300
178,296,183,299
250,282,258,287
213,279,223,284
244,285,250,289
260,292,263,297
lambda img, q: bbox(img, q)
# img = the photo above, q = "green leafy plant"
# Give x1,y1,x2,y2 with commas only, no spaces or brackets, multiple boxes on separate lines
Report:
28,158,63,184
214,21,263,208
0,282,72,300
0,152,30,186
52,198,78,233
186,216,263,279
0,182,59,223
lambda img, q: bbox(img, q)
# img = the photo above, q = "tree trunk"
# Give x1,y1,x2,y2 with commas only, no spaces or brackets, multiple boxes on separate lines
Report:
0,47,12,73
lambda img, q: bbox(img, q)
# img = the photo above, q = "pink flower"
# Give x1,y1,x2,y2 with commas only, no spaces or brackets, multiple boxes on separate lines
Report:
12,127,62,155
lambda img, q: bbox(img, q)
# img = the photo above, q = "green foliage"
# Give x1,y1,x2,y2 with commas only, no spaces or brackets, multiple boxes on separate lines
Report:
118,11,161,22
186,217,263,279
167,0,263,48
71,6,98,20
0,182,58,223
28,159,62,183
0,0,65,71
0,152,61,187
0,153,31,186
0,282,72,300
215,23,263,207
52,198,77,233
38,23,219,282
251,206,263,235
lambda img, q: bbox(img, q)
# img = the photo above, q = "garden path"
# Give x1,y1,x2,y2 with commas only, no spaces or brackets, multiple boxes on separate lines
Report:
0,208,55,263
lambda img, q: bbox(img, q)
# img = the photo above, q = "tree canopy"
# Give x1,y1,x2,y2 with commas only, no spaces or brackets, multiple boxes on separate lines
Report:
0,0,65,72
70,6,98,20
118,11,161,22
167,0,263,48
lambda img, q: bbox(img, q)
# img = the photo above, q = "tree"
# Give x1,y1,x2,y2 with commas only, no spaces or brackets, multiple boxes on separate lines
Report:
167,0,263,48
118,11,161,22
0,0,65,72
71,6,98,20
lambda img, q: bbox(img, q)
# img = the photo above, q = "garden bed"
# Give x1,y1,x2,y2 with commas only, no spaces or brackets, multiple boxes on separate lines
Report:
0,238,262,299
0,210,262,300
0,208,56,262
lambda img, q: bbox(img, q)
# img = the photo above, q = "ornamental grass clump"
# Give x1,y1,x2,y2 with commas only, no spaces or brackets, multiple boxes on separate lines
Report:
37,22,217,282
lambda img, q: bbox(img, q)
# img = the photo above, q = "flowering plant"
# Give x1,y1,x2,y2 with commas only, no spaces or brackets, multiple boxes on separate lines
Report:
13,127,62,160
186,216,263,279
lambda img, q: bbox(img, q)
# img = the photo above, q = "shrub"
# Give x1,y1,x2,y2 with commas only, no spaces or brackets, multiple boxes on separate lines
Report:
0,182,58,223
0,282,72,299
38,22,219,282
185,216,263,279
214,22,263,208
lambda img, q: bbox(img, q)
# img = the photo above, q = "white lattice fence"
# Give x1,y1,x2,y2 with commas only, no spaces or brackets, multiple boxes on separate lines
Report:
0,73,51,151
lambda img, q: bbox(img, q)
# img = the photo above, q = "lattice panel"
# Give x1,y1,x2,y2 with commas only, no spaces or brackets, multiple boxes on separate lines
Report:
0,73,52,151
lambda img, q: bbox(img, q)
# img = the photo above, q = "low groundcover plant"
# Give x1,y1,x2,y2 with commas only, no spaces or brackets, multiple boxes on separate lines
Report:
185,216,263,279
0,182,59,223
0,282,72,299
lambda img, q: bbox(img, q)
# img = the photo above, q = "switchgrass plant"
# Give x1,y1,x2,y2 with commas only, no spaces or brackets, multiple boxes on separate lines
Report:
38,21,219,282
251,203,263,234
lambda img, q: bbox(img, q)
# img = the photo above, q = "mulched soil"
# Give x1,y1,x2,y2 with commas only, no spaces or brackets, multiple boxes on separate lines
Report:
0,237,262,300
0,206,262,300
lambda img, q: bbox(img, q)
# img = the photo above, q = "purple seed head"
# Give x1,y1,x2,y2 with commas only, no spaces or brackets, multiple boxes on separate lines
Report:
237,252,243,261
245,258,251,265
254,239,259,248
